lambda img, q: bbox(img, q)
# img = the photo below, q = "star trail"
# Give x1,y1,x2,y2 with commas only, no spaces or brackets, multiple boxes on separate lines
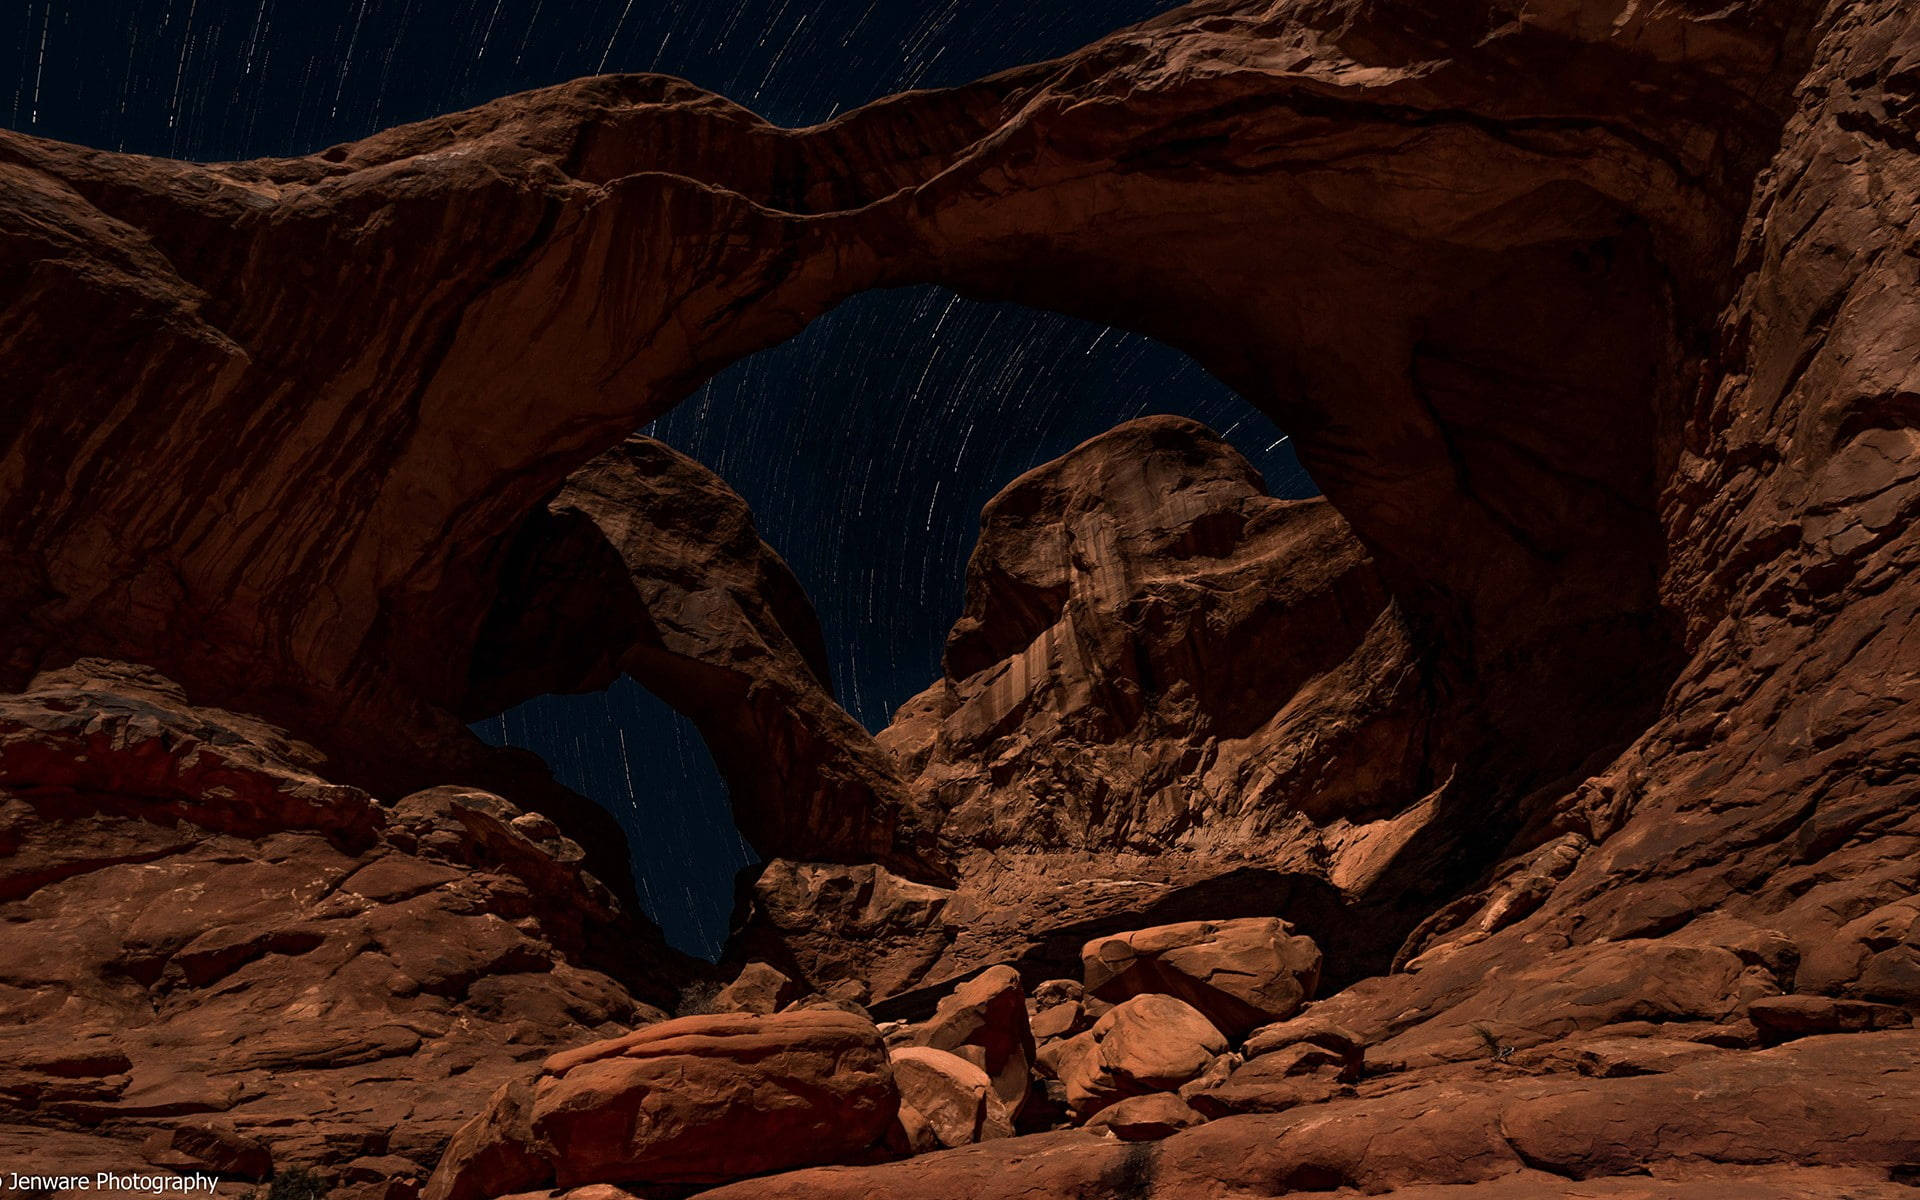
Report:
6,0,1318,957
646,290,1317,734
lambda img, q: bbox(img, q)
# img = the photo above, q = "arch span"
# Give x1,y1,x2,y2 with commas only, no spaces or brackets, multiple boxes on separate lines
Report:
0,0,1812,883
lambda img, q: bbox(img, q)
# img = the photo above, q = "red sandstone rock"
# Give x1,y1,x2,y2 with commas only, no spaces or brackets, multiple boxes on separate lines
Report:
1029,1001,1086,1042
422,1082,546,1200
469,436,933,873
708,962,803,1017
3,0,1920,1194
1082,918,1322,1038
141,1121,273,1181
427,1010,897,1196
1029,980,1081,1008
905,966,1035,1119
1748,995,1914,1043
1056,995,1227,1117
728,858,956,1002
696,1032,1920,1198
1568,1037,1728,1079
829,418,1423,1001
338,1155,431,1200
881,416,1408,857
0,660,382,852
0,662,673,1175
1184,1075,1343,1120
1241,1015,1365,1080
888,1046,1013,1149
1083,1092,1206,1141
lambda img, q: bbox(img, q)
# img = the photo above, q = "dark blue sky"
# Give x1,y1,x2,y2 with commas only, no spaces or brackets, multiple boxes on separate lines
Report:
7,0,1317,957
646,289,1315,732
7,0,1193,157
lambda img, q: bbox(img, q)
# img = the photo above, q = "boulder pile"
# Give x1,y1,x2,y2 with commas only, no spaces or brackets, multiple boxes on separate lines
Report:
425,917,1331,1198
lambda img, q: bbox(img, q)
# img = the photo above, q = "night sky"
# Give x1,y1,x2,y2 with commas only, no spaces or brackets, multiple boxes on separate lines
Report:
8,0,1316,957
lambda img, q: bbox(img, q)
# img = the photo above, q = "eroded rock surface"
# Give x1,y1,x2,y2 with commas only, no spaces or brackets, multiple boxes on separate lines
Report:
750,420,1426,1000
900,965,1035,1119
2,0,1919,1194
697,1032,1920,1199
0,0,1724,866
1054,994,1228,1118
888,1046,1012,1151
881,416,1411,858
0,661,675,1182
425,1010,896,1197
1082,918,1322,1038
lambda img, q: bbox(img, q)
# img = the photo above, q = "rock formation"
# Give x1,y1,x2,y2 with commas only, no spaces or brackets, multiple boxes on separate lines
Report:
1082,918,1322,1038
423,1010,897,1196
883,416,1411,856
699,1033,1920,1200
1052,994,1229,1118
0,660,674,1190
886,1047,1013,1151
467,434,930,872
706,962,804,1017
742,419,1423,1000
0,0,1750,842
900,965,1035,1121
2,0,1919,1195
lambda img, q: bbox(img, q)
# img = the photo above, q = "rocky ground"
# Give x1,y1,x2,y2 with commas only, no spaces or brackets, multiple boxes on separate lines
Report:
3,0,1919,1196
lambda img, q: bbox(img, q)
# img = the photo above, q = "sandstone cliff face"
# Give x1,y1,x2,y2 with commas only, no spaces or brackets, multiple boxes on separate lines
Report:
727,0,1920,1191
2,0,1919,1195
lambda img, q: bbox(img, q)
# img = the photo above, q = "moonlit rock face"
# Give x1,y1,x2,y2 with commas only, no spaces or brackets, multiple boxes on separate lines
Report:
5,0,1920,1195
428,1010,898,1195
1055,993,1228,1117
1082,918,1323,1038
889,1045,1014,1148
7,0,1309,881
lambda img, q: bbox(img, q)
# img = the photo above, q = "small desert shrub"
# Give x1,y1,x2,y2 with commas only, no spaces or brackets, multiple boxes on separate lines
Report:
1470,1023,1513,1060
266,1166,329,1200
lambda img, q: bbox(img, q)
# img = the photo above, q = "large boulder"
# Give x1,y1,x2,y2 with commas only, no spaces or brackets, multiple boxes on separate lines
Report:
1054,994,1227,1117
729,859,958,1004
908,965,1036,1118
708,962,804,1016
424,1011,896,1197
423,1081,547,1200
889,1046,1014,1150
1082,919,1322,1037
1084,1093,1206,1141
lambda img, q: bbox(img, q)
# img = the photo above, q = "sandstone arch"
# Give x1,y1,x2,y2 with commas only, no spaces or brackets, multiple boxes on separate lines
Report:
0,0,1840,884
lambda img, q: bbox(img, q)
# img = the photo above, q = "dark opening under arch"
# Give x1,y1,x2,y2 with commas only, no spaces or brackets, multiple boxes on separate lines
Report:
470,287,1316,956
